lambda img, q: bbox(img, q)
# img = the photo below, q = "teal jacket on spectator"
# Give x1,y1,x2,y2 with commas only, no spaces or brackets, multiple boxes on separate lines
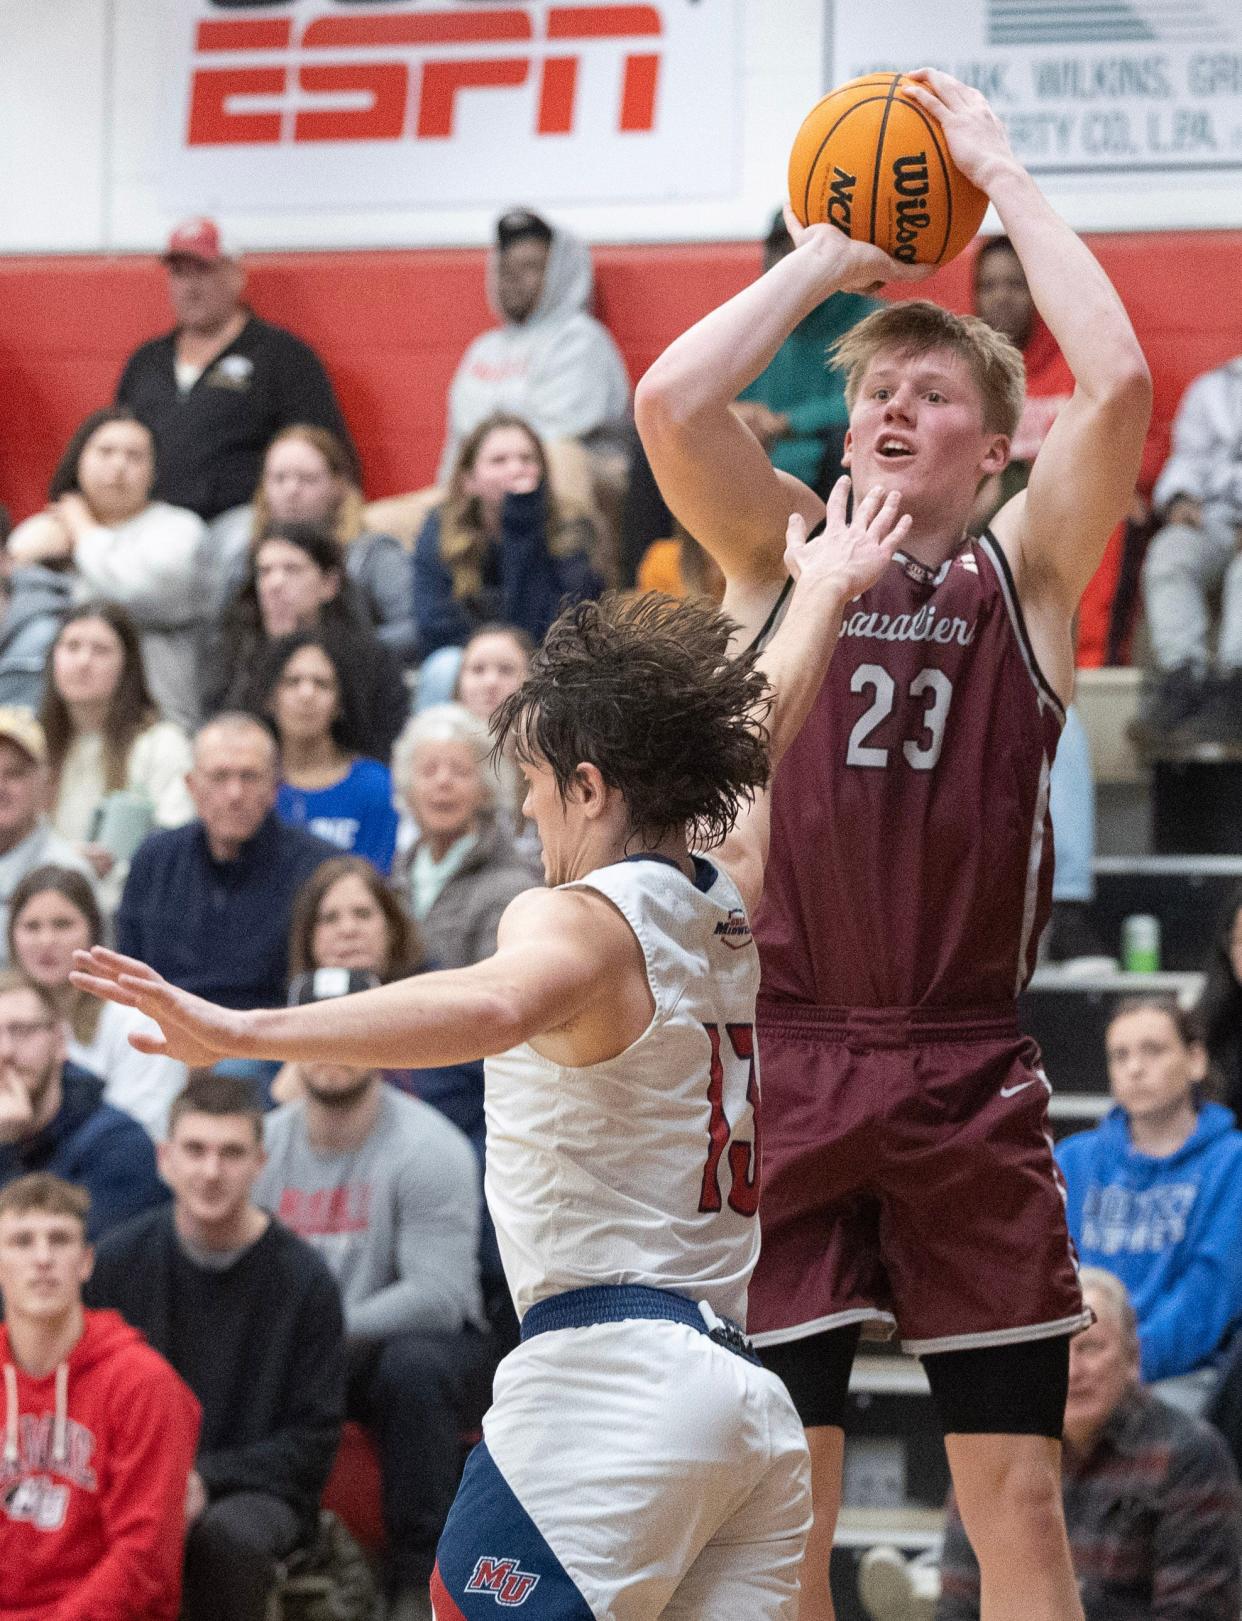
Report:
1057,1101,1242,1381
738,291,879,488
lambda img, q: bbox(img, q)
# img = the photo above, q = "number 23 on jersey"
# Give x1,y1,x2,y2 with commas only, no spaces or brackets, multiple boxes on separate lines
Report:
847,662,955,770
699,1022,760,1217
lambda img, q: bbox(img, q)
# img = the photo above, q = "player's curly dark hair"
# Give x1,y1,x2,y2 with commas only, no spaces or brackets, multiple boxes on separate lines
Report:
493,592,771,850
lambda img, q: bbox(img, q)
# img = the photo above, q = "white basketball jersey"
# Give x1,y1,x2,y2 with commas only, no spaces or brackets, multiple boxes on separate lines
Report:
485,854,763,1325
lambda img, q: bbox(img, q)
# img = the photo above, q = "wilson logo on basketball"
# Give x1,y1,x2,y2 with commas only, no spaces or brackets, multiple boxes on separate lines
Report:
186,2,667,146
891,152,932,263
714,910,753,950
465,1556,542,1606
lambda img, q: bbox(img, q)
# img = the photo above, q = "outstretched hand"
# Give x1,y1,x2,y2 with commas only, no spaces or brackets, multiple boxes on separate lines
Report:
786,476,911,605
70,947,248,1068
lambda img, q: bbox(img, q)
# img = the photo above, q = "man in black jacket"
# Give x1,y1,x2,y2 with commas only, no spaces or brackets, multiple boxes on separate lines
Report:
86,1071,345,1621
116,217,354,527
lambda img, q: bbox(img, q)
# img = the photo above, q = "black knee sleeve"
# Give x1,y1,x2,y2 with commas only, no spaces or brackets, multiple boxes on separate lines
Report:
758,1324,862,1429
923,1334,1071,1437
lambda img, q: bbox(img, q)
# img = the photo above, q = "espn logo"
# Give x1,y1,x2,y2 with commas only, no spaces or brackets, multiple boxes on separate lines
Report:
188,4,665,146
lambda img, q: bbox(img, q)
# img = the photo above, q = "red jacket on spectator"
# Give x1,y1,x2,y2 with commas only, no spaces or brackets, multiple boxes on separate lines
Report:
0,1308,201,1621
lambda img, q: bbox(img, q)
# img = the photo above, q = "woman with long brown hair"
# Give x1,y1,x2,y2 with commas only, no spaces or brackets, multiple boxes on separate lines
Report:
40,601,193,901
8,863,185,1137
412,412,602,707
201,520,410,759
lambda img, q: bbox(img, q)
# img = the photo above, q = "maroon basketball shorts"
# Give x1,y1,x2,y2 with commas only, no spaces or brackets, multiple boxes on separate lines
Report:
748,1003,1089,1355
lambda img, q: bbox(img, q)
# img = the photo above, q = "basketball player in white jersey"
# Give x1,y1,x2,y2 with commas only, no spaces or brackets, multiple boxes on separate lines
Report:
71,484,911,1620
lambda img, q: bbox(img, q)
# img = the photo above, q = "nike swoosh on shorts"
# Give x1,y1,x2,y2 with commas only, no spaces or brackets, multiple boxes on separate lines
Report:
1000,1079,1037,1098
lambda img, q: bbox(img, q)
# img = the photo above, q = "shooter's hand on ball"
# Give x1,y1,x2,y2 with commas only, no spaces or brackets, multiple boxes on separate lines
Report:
786,477,910,605
781,203,933,292
71,947,246,1067
903,69,1018,193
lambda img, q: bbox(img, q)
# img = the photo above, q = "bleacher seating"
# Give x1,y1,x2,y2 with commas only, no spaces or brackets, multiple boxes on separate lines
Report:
3,230,1242,526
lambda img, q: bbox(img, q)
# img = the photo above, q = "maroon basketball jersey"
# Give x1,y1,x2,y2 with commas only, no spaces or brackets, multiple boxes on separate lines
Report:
753,531,1064,1009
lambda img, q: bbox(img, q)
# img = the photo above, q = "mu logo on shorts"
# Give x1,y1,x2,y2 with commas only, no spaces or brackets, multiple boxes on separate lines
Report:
465,1556,542,1606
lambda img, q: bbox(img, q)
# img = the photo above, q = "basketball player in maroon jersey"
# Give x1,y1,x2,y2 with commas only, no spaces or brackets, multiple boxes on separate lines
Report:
636,70,1151,1621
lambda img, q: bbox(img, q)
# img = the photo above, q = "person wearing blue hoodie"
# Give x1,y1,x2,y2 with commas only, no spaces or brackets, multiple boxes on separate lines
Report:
1057,995,1242,1404
0,970,167,1240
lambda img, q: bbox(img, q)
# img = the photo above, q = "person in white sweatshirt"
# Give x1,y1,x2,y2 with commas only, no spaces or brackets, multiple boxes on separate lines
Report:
437,208,631,486
6,407,208,728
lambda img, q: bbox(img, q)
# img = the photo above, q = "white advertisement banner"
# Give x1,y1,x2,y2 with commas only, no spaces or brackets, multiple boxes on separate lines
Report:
832,0,1242,220
158,0,741,214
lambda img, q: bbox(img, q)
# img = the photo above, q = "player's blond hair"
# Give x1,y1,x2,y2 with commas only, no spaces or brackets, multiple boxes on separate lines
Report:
830,300,1026,439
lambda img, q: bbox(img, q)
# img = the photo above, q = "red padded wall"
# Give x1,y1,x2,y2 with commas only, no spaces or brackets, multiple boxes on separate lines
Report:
1,232,1239,525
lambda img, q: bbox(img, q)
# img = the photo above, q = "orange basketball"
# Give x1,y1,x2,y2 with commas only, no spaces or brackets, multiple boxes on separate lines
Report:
788,74,988,267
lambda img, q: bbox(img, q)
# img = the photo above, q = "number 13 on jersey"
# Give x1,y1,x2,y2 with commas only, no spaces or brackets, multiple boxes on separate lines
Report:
699,1022,760,1217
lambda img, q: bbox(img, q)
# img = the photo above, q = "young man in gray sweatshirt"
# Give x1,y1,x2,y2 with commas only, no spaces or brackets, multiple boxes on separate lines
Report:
254,971,484,1621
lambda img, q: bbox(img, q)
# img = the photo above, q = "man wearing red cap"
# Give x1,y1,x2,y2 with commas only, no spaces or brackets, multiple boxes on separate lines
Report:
116,217,354,535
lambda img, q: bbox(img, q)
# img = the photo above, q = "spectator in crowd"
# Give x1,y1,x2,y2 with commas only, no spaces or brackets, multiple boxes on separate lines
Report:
453,623,534,835
932,1268,1242,1621
255,972,485,1621
0,972,166,1239
414,414,602,706
0,1172,201,1621
278,858,486,1154
254,630,398,874
969,234,1075,528
116,218,353,539
219,425,415,661
8,866,185,1140
1056,997,1242,1408
40,602,194,911
1136,351,1242,748
115,714,337,1011
0,708,95,962
735,210,880,494
86,1073,345,1621
437,207,630,487
203,522,408,760
1198,886,1242,1116
4,408,207,728
965,240,1106,970
392,705,538,971
0,534,72,711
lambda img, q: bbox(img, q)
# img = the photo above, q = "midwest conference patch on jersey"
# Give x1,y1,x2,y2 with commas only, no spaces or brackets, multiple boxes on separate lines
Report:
714,908,753,950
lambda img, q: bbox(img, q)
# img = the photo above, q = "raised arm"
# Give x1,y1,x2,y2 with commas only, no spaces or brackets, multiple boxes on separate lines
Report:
903,70,1151,617
635,226,926,600
72,885,640,1072
716,478,911,913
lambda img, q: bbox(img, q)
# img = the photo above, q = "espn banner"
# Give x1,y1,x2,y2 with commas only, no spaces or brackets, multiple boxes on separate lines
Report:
158,0,742,214
832,0,1242,187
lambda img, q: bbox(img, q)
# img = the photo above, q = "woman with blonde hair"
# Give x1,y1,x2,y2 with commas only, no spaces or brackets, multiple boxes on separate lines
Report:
412,413,602,707
233,423,416,662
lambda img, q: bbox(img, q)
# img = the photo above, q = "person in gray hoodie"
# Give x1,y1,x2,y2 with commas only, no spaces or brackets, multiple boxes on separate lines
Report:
437,208,630,485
